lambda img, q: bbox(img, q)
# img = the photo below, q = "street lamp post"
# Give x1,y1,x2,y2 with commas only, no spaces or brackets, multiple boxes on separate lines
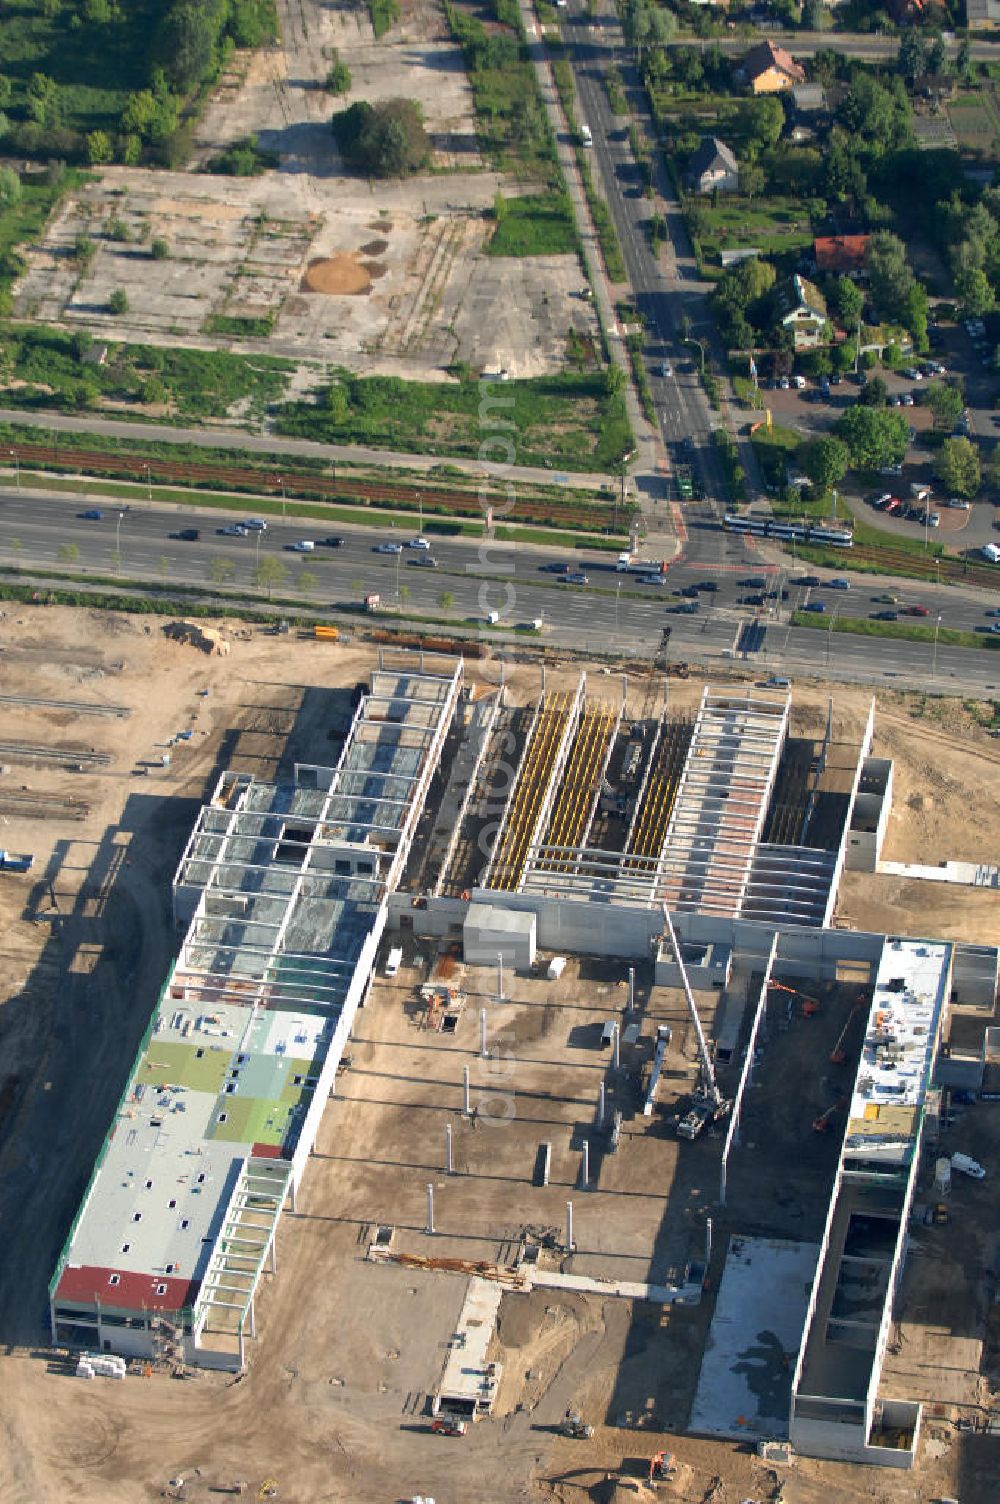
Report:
683,337,706,375
143,462,151,502
9,448,19,489
932,613,942,679
276,475,285,522
115,509,125,573
615,578,621,631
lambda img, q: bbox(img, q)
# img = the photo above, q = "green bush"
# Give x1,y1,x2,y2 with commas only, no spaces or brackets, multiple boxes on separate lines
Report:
331,98,431,177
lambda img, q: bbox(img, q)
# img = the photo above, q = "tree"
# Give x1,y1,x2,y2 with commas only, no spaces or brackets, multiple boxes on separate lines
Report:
26,73,59,128
86,130,113,164
325,53,352,95
156,0,227,92
924,379,965,431
828,275,863,328
934,436,980,497
0,78,12,110
109,288,129,315
399,583,411,607
150,237,171,260
898,31,928,90
800,436,849,490
74,232,96,268
743,96,784,155
872,230,914,324
0,166,21,209
858,374,888,407
210,557,235,585
956,265,995,319
438,590,455,613
957,37,974,84
255,556,287,598
58,542,80,565
331,98,431,177
298,567,317,599
741,163,766,203
835,406,909,469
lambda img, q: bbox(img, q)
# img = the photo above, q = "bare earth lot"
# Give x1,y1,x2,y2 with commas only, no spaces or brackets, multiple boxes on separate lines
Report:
11,0,600,384
0,616,996,1503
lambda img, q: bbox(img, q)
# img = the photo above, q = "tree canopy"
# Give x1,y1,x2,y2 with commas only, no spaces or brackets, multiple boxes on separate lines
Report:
934,436,980,498
332,98,431,177
835,406,909,470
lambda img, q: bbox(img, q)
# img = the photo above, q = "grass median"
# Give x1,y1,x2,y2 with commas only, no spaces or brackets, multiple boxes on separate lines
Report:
792,610,999,651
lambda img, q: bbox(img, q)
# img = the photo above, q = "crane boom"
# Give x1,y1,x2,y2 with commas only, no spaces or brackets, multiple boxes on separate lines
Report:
662,906,722,1110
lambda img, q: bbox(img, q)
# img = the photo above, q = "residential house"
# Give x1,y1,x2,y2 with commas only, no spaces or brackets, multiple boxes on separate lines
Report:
774,273,829,349
814,234,870,276
737,39,806,95
688,137,740,195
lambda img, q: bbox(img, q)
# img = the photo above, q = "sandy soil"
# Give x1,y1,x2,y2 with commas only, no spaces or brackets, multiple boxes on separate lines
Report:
0,611,996,1504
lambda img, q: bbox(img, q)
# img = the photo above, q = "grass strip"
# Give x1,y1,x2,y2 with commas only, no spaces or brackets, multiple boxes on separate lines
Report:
792,610,999,650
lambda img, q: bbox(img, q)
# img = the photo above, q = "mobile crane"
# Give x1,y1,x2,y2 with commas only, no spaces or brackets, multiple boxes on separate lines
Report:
662,907,732,1140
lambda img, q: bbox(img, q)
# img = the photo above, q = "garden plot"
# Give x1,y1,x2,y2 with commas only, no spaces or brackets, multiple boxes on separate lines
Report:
194,0,481,174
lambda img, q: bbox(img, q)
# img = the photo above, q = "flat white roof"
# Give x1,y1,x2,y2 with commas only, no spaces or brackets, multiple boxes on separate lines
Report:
845,937,951,1164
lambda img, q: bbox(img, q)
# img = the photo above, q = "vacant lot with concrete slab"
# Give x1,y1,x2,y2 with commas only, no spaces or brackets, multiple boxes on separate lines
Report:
10,0,598,395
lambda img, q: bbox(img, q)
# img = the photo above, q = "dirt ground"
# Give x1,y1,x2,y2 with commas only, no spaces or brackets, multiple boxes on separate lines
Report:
0,611,996,1504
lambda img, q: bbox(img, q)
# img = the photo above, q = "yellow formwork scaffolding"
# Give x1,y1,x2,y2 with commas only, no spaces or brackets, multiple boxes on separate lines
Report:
490,692,572,890
539,704,617,871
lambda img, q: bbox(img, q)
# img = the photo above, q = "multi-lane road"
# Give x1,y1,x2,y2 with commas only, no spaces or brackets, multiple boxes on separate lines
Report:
3,489,1000,693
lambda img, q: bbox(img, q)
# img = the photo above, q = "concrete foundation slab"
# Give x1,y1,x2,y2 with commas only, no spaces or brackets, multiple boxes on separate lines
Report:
689,1235,818,1442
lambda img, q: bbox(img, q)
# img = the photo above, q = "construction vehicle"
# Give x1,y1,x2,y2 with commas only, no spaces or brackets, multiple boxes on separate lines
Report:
662,908,732,1140
768,979,823,1017
431,1416,468,1437
812,1101,844,1133
313,624,339,641
649,1451,677,1482
829,1002,863,1065
558,1411,594,1439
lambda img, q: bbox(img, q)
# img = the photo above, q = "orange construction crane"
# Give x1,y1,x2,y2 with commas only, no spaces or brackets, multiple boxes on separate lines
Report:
829,1003,863,1065
812,1101,844,1133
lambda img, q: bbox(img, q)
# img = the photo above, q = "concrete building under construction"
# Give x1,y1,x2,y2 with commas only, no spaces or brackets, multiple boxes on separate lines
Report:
49,662,997,1469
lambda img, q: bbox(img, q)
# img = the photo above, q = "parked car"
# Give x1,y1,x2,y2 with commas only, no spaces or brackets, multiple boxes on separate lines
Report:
291,539,315,552
408,536,431,549
540,561,569,573
946,498,971,509
79,508,103,520
825,578,851,590
695,580,719,592
408,555,438,568
563,572,589,585
243,518,268,531
321,535,344,548
219,523,249,536
794,574,821,587
740,576,767,588
902,605,929,616
176,528,201,542
741,593,765,607
873,610,899,620
802,601,827,613
374,542,404,554
671,601,699,614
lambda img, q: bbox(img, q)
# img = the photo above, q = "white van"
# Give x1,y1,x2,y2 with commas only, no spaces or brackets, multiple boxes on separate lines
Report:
580,124,593,147
385,946,403,978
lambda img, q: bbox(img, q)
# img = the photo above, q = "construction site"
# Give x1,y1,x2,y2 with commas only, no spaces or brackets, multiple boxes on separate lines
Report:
0,610,998,1504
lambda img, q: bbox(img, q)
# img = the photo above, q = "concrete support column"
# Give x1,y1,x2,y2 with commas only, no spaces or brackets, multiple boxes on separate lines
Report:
480,1008,488,1058
249,1298,256,1339
463,1065,471,1117
597,1082,606,1130
445,1123,453,1175
426,1183,435,1235
565,1200,575,1254
581,1140,590,1189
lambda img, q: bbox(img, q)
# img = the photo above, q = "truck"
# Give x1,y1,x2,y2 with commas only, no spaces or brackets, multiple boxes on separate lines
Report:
0,851,34,874
675,466,694,500
580,124,593,147
616,552,667,576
